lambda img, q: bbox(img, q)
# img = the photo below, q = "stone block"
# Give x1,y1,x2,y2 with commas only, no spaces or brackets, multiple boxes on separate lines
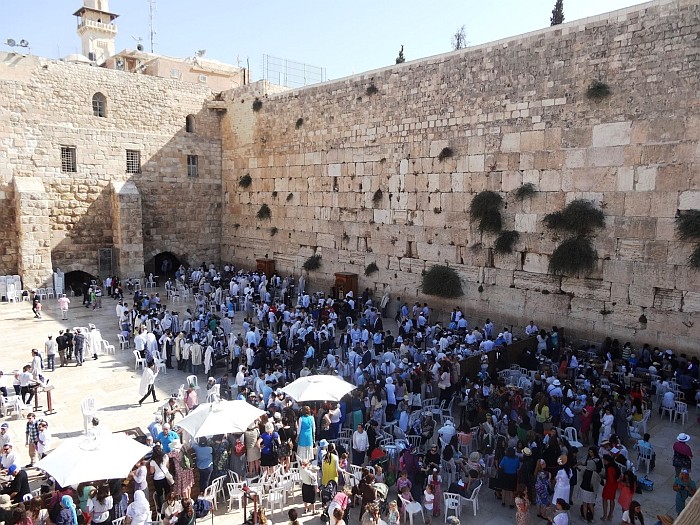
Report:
628,284,655,308
328,163,342,177
632,262,676,289
565,149,586,169
617,167,634,191
624,193,651,217
501,171,522,192
592,122,632,147
522,253,549,274
513,271,561,293
520,130,545,152
561,277,611,301
515,213,538,233
653,287,683,311
682,291,700,313
602,260,634,285
679,191,700,210
429,140,449,157
589,147,625,167
570,297,606,322
468,155,485,172
501,133,521,153
635,166,657,191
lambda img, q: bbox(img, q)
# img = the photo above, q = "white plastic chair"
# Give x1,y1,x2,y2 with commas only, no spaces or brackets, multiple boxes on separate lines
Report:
46,287,55,299
675,401,688,425
186,375,200,393
443,492,461,521
564,427,584,449
101,340,116,355
118,334,130,350
398,494,425,525
81,397,98,434
460,482,482,516
226,481,245,511
265,486,285,518
112,517,126,525
661,402,675,422
133,350,146,370
636,444,653,475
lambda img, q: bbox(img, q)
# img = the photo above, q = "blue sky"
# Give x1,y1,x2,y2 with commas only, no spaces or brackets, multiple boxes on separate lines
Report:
3,0,644,81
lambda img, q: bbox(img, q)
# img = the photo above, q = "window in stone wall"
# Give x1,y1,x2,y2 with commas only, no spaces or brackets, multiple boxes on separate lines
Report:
126,149,141,174
60,146,77,173
185,114,195,133
187,155,199,177
92,92,107,117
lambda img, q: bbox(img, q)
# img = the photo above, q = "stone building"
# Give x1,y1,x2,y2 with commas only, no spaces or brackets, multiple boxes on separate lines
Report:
1,0,699,352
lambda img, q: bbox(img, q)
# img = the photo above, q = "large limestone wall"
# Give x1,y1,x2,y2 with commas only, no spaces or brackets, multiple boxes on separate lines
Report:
221,0,700,351
0,52,222,282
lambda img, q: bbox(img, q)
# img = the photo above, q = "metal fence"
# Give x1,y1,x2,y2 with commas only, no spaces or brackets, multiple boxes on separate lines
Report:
260,54,326,88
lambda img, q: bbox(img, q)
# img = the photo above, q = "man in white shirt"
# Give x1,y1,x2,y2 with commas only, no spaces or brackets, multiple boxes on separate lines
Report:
525,321,539,337
57,294,71,320
134,329,147,358
351,424,369,466
44,336,57,372
0,443,18,473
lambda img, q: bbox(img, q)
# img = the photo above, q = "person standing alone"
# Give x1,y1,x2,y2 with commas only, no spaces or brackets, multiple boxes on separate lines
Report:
138,362,159,406
57,294,70,320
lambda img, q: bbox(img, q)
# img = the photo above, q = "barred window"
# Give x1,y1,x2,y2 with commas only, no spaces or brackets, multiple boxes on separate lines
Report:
187,155,198,177
92,92,107,117
126,149,141,174
60,146,77,173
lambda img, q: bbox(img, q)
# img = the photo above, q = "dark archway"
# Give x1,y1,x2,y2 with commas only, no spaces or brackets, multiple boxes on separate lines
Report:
64,270,97,296
149,252,182,279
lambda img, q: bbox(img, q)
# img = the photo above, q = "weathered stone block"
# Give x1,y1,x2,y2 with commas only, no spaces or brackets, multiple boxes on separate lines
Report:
561,278,611,301
592,122,632,148
513,271,561,293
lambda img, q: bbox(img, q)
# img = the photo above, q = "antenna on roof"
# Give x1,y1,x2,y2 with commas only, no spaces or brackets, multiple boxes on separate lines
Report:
148,0,157,53
195,49,206,58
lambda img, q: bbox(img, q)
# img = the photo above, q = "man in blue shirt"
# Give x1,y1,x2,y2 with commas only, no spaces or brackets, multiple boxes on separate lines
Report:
155,423,179,453
191,437,213,492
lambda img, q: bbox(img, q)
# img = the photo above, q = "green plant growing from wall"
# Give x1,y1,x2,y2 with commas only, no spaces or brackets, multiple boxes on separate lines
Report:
437,147,454,162
271,191,278,198
544,199,605,236
469,191,503,232
372,189,383,206
676,210,700,267
549,236,597,275
295,117,304,129
252,98,263,111
420,265,463,298
514,183,536,200
256,203,271,220
586,80,611,101
239,174,252,188
544,199,604,276
303,254,322,271
366,83,379,96
495,230,520,254
270,227,278,237
364,262,379,276
286,192,294,202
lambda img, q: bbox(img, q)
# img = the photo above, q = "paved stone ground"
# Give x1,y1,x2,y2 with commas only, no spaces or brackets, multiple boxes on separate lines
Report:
1,289,697,525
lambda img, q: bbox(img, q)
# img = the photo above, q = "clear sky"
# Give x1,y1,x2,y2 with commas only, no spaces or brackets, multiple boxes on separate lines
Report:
2,0,647,81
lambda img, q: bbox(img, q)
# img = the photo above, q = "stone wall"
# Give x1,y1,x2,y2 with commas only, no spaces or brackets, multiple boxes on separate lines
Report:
220,0,700,351
0,52,223,283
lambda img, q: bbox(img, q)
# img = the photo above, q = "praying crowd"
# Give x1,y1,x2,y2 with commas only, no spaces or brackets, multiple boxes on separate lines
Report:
2,260,698,525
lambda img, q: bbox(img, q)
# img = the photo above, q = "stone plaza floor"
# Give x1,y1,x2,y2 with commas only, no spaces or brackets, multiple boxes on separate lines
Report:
0,288,697,525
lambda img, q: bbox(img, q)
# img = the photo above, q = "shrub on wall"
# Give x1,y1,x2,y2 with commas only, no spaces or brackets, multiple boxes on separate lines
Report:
372,189,383,206
270,227,278,237
514,183,536,200
303,254,322,271
437,147,454,162
364,262,379,276
586,80,611,101
544,199,605,236
239,174,252,188
470,191,503,232
420,265,463,298
295,117,304,129
676,210,700,267
256,203,271,220
549,236,598,275
252,98,263,111
286,192,294,202
365,83,379,96
495,230,520,254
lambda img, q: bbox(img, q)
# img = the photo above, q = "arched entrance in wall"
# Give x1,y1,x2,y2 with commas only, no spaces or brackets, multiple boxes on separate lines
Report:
64,270,97,297
146,252,182,280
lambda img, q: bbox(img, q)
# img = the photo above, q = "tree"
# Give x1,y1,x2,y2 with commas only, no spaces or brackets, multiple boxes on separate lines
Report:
451,25,467,50
395,45,405,64
550,0,564,26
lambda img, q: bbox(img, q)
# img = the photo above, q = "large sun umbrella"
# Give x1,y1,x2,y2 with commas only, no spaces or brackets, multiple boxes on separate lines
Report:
35,433,151,487
281,374,356,402
176,400,266,438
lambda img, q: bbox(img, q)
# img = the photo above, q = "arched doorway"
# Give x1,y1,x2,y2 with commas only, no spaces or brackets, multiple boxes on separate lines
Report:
149,252,182,279
64,270,97,297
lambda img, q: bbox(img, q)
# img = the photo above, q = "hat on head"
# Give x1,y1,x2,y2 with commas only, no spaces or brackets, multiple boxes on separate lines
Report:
8,465,17,475
553,379,561,386
274,412,282,420
523,447,532,457
402,358,409,364
611,447,620,454
0,495,11,510
557,455,567,466
469,451,481,463
0,423,8,430
386,377,393,384
384,354,391,362
319,439,329,448
457,480,464,487
677,433,691,443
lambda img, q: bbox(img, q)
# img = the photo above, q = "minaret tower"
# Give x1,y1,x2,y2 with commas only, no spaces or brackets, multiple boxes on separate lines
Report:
73,0,119,64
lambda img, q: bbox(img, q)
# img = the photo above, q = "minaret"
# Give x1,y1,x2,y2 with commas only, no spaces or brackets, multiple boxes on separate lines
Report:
73,0,119,64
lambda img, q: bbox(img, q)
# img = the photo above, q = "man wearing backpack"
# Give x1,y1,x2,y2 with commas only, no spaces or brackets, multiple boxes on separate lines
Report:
191,437,213,493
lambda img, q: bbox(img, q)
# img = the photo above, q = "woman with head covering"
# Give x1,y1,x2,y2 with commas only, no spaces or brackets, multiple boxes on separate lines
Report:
126,490,151,525
56,495,78,525
169,439,194,499
552,455,572,508
579,447,602,523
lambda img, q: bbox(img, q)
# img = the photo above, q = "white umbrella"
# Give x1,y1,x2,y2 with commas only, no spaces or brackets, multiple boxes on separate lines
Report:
35,433,151,487
281,374,356,402
176,400,265,438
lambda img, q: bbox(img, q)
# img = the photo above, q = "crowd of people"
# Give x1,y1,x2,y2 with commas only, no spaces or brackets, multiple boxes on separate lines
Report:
2,260,698,525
